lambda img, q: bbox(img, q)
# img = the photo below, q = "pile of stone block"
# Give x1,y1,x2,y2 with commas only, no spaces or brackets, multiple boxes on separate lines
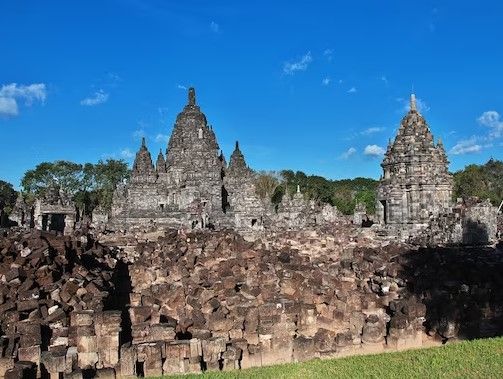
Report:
0,229,118,378
2,222,502,377
121,228,426,375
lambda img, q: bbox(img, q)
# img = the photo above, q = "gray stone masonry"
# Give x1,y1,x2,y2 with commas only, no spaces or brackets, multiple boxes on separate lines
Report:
110,88,339,232
376,94,453,229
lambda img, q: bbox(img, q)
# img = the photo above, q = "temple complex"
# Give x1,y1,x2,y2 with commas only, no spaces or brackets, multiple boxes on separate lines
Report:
376,94,453,230
110,88,337,231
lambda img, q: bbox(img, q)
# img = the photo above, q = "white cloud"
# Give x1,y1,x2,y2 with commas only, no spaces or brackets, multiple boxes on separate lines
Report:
347,87,357,93
341,147,357,159
322,77,331,86
323,48,333,61
0,83,47,116
177,84,187,90
155,133,169,143
210,21,220,33
120,148,134,159
477,110,503,138
0,97,18,116
283,51,313,75
361,127,386,136
450,137,482,155
381,75,388,85
364,144,385,157
80,89,109,106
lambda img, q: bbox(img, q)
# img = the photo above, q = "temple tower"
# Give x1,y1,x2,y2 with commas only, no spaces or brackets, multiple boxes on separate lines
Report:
376,94,453,227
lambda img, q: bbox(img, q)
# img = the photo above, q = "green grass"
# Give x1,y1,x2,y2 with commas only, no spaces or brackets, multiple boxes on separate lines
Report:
154,337,503,379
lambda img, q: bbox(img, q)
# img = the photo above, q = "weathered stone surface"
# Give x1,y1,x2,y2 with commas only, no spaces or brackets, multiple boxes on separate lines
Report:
109,87,341,233
376,94,452,231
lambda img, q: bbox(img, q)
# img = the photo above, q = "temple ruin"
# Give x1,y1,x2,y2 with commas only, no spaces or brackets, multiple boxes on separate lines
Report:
109,88,338,232
376,94,498,244
376,94,453,230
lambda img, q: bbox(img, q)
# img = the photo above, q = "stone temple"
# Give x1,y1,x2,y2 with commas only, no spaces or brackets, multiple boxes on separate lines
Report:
110,88,339,231
376,94,453,231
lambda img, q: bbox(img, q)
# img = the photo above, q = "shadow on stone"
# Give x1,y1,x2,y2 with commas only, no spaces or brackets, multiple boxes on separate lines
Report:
399,244,503,340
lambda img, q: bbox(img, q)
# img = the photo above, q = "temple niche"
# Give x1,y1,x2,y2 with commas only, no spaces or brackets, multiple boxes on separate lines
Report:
376,94,453,230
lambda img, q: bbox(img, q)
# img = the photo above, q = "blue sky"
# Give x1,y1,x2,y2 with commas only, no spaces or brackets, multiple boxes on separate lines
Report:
1,1,502,188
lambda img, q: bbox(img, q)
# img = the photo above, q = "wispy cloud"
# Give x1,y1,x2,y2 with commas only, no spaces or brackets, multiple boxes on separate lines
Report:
120,148,134,159
321,77,331,86
210,21,220,33
381,75,388,85
449,110,503,155
364,144,385,157
155,133,169,143
347,87,357,94
323,48,333,61
361,127,386,136
133,128,146,140
177,84,187,90
450,137,482,155
340,147,356,159
478,110,503,139
0,97,18,117
0,83,47,116
283,51,313,75
80,89,109,106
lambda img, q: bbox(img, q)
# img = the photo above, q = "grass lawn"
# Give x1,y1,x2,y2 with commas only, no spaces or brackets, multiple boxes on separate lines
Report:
154,337,503,379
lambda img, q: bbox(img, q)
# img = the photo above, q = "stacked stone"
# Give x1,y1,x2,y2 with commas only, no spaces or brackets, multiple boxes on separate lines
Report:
121,228,427,374
376,94,453,229
0,229,118,378
410,197,498,246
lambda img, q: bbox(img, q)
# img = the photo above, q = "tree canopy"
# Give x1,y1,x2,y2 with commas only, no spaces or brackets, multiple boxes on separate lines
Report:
453,159,503,206
0,180,17,214
20,159,130,213
257,170,378,215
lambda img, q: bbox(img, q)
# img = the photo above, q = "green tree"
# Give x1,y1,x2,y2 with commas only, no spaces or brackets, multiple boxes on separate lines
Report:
0,180,17,217
21,160,83,196
20,159,130,214
93,159,130,211
453,159,503,205
0,180,17,226
255,172,280,200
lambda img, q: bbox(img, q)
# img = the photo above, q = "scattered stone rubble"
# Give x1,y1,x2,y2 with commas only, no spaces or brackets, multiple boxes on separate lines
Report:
0,229,119,378
0,223,502,378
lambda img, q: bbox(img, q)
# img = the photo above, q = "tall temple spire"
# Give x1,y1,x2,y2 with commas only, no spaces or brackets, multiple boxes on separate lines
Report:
410,93,417,112
141,136,146,148
188,87,196,106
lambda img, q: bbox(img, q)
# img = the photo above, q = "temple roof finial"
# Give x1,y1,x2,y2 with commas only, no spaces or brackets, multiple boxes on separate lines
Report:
235,140,239,150
141,136,146,147
188,87,196,106
410,93,417,112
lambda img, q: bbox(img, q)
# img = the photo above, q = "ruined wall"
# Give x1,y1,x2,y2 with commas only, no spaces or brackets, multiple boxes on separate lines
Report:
411,198,498,246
